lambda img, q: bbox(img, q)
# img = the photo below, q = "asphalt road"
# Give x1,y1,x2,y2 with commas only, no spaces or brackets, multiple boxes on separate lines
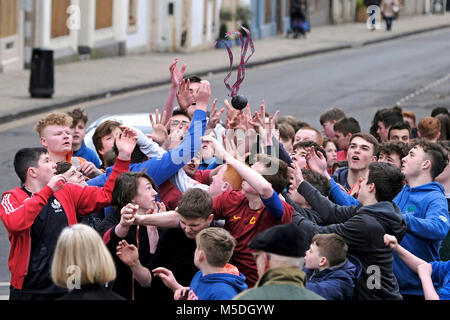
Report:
0,27,449,293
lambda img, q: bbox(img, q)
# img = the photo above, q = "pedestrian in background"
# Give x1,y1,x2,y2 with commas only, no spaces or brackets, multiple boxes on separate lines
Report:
380,0,400,31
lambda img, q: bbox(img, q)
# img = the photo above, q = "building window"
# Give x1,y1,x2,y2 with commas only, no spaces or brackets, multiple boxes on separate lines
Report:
128,0,137,33
96,0,113,30
265,0,272,23
0,0,18,38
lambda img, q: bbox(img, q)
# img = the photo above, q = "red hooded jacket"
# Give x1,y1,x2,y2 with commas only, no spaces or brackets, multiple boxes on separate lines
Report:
0,158,130,289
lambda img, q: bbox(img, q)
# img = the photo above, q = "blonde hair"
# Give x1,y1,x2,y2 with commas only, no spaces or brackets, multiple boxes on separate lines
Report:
195,227,236,268
35,112,73,136
51,224,116,288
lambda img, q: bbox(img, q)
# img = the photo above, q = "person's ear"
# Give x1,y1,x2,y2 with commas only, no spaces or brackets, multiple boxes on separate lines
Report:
206,213,214,225
40,137,48,149
422,159,432,171
319,256,328,268
368,182,376,193
436,131,441,140
27,166,38,179
221,182,231,192
371,155,377,162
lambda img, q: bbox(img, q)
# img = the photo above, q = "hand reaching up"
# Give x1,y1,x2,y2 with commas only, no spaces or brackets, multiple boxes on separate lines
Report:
177,79,195,110
149,109,169,145
116,127,138,161
306,146,329,178
206,99,224,130
194,80,211,111
170,58,187,88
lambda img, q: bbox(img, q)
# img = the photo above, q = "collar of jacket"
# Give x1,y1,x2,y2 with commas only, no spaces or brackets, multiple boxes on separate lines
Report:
256,266,306,288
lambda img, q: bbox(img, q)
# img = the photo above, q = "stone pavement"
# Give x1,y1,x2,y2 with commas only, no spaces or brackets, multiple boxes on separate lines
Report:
0,14,449,125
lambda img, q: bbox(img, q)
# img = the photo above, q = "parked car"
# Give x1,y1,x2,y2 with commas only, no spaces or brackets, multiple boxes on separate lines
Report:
84,113,154,151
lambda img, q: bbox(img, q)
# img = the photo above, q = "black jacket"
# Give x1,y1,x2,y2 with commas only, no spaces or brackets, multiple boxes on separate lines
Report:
296,181,407,300
98,211,156,300
57,284,125,300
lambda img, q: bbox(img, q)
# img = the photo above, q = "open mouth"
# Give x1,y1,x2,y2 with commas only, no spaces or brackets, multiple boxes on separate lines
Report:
351,156,360,162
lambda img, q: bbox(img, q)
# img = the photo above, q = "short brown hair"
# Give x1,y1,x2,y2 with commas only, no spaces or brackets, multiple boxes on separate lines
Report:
92,120,121,156
256,154,290,194
412,139,448,179
277,122,295,141
378,141,410,160
195,227,236,268
111,172,157,211
333,117,361,137
298,127,323,146
34,112,73,136
311,233,348,267
350,132,379,156
319,108,346,125
418,116,442,140
402,110,416,123
67,108,88,127
177,188,213,220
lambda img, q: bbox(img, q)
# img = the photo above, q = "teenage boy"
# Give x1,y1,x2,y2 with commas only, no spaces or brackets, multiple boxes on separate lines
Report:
332,133,378,196
291,161,407,300
304,233,360,300
388,121,411,144
35,112,103,178
378,141,411,169
152,227,248,300
319,108,346,139
0,129,136,300
333,117,361,161
66,107,101,168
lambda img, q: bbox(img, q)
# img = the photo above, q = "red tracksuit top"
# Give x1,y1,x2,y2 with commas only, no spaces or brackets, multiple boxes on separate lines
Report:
0,158,130,289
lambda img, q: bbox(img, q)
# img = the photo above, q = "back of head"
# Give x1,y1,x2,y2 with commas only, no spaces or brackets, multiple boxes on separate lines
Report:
14,147,48,183
367,162,405,202
299,126,323,146
412,139,448,180
402,110,416,124
378,109,404,128
196,227,236,268
67,108,88,126
35,112,73,137
277,122,295,141
311,233,348,267
277,115,304,132
51,224,116,288
111,171,157,211
334,117,361,136
418,116,441,141
249,223,313,258
223,164,243,190
302,168,331,197
431,107,450,118
177,188,213,220
319,108,346,125
436,114,450,141
256,154,290,194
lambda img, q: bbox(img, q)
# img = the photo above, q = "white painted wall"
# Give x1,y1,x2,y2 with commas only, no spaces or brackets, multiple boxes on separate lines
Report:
126,0,150,50
191,0,204,47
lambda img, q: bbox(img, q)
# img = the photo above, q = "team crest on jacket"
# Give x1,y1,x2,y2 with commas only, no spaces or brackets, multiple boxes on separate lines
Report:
51,199,63,213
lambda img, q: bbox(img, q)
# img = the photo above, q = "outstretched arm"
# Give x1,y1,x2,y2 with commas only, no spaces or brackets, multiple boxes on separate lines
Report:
384,234,440,300
162,58,187,124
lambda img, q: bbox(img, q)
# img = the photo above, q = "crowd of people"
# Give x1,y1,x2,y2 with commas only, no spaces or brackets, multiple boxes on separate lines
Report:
1,57,449,301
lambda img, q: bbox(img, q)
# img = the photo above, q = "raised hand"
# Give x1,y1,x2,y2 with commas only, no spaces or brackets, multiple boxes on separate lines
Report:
306,146,329,177
116,127,138,160
206,99,224,130
174,287,190,300
288,162,304,190
78,161,97,178
149,109,169,144
194,80,211,111
176,79,195,110
170,58,187,88
116,240,139,267
47,174,67,192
